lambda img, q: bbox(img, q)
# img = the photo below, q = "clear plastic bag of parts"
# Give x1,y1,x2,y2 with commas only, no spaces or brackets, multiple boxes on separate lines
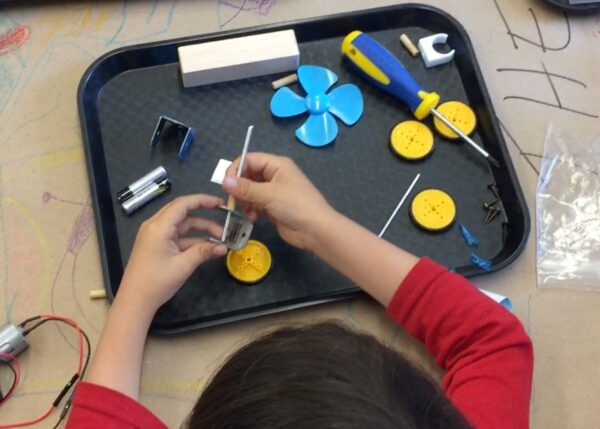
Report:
536,124,600,290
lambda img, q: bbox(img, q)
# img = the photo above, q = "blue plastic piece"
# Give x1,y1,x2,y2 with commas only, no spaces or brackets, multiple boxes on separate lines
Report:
469,253,492,272
297,65,338,95
345,32,425,113
270,65,363,147
459,223,479,248
270,87,307,117
328,84,364,125
179,128,195,160
296,111,339,147
500,298,513,312
305,93,330,114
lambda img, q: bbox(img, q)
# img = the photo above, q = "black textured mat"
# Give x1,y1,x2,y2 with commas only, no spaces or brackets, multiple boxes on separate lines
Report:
79,5,529,333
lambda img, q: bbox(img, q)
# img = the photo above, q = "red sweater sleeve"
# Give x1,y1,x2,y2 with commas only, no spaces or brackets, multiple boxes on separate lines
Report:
66,382,167,429
387,258,533,429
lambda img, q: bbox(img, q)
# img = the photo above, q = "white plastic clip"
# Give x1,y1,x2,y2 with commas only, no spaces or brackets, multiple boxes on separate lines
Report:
418,33,455,68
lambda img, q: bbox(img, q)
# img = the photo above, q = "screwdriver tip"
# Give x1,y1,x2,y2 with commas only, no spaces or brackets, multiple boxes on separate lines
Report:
488,156,500,168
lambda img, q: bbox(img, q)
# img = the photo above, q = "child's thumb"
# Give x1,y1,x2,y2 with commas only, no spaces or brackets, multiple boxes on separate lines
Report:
223,177,270,205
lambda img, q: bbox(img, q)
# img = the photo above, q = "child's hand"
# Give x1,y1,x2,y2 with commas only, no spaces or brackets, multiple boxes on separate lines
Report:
117,194,228,314
222,153,336,250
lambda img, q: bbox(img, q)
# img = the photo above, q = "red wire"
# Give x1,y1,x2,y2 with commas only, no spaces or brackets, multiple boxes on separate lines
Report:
0,352,53,429
0,315,85,428
0,406,54,429
0,352,20,406
39,314,84,375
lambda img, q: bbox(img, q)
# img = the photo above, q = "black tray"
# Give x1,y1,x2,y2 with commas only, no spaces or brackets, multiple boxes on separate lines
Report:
541,0,600,11
78,4,529,334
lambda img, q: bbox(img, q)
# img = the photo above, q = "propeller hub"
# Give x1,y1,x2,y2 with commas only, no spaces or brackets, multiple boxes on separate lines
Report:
305,93,330,114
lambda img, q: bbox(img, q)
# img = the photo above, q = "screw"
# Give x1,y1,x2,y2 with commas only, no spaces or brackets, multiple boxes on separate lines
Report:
484,207,501,225
484,208,493,224
487,183,500,200
482,199,499,210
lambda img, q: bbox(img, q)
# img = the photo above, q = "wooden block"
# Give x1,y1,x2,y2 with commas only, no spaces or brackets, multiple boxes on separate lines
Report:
178,30,300,87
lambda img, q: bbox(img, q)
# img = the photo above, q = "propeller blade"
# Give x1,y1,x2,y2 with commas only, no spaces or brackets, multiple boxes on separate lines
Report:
298,65,338,96
270,87,307,118
328,84,364,126
295,112,339,147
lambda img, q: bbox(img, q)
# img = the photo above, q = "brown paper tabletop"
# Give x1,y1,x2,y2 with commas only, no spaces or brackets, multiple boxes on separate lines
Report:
1,1,599,427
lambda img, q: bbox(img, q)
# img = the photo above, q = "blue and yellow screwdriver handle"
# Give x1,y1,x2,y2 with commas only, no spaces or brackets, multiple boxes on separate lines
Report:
341,31,440,120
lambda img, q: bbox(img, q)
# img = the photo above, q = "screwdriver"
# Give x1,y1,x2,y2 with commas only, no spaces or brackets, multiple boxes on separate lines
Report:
341,31,500,168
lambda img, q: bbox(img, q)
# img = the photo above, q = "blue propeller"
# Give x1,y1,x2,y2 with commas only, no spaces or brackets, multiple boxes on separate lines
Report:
270,65,364,147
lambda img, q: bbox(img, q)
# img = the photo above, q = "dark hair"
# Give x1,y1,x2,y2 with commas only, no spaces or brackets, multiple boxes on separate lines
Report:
187,322,471,429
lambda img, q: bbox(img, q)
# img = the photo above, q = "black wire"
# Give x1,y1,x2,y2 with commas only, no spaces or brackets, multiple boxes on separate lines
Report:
18,315,42,328
22,318,91,378
0,361,17,405
51,415,63,429
51,409,68,429
21,317,92,428
51,389,75,429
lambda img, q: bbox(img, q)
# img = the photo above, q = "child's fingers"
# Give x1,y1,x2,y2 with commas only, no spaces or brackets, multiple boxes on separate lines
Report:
180,241,228,268
222,177,272,206
242,204,259,223
158,194,224,226
225,152,284,182
177,237,214,251
177,216,223,238
152,197,178,219
241,207,258,223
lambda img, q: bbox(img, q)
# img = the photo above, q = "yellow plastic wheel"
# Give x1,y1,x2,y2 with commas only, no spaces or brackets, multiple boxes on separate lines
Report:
433,101,477,140
390,120,434,161
410,189,456,232
226,239,272,284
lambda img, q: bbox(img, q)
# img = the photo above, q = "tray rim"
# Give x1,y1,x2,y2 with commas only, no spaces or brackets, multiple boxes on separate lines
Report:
541,0,600,11
77,3,530,333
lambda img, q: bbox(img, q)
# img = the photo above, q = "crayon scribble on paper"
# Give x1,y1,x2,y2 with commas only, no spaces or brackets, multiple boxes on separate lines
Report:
216,0,277,28
0,24,30,55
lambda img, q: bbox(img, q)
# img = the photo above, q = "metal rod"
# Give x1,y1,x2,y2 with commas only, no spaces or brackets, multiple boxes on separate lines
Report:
223,125,254,241
379,173,421,238
430,108,499,167
237,125,254,177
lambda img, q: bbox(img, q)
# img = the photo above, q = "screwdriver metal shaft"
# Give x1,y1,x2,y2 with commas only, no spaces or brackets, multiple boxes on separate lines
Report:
430,109,500,167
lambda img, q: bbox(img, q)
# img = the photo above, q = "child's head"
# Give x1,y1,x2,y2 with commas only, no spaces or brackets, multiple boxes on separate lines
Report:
187,322,471,429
